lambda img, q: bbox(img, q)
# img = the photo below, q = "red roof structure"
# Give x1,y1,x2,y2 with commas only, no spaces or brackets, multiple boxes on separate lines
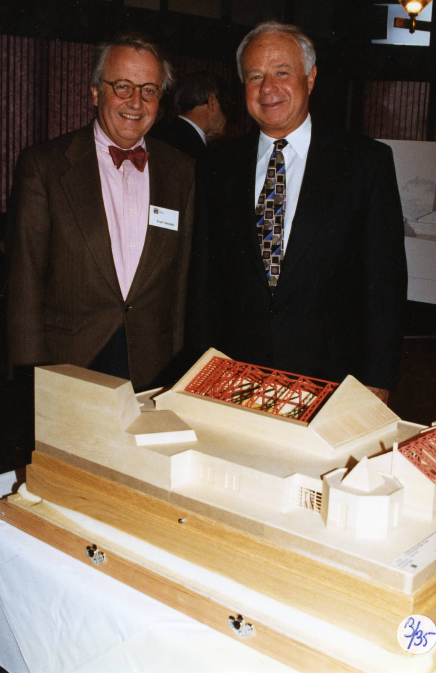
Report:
398,426,436,484
184,356,338,423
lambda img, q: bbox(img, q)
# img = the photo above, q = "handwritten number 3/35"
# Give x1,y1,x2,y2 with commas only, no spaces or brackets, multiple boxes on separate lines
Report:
403,617,436,650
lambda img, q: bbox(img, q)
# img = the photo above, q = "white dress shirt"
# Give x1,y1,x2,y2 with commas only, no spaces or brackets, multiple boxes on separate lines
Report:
255,115,311,252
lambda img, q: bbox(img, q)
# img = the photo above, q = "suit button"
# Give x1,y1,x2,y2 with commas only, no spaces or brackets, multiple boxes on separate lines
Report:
124,305,132,313
270,309,278,319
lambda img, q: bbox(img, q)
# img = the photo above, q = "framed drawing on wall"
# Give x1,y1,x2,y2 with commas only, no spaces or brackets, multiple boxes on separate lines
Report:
381,139,436,305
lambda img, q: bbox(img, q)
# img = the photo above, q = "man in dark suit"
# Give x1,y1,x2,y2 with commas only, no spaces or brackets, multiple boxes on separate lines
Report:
152,72,228,159
189,21,407,402
7,34,195,392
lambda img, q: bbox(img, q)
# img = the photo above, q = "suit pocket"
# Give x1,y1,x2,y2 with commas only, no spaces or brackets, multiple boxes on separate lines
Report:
44,323,76,335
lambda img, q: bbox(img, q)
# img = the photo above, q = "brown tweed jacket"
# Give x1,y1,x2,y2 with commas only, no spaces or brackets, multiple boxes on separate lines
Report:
7,123,195,390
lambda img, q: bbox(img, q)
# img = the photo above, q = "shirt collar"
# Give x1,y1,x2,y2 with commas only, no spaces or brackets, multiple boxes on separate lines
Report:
94,119,146,153
258,114,311,162
178,116,207,145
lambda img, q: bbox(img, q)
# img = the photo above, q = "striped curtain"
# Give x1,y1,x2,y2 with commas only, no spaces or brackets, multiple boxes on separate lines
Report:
1,35,95,213
362,80,430,140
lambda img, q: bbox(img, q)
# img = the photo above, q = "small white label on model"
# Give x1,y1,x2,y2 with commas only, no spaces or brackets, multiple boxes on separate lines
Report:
392,531,436,572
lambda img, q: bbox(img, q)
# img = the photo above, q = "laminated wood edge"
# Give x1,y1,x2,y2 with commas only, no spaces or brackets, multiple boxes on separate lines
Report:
32,441,428,593
1,495,363,673
26,451,415,651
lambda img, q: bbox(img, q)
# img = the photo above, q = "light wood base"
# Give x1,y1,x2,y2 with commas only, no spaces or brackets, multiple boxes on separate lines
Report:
2,492,426,673
23,449,436,656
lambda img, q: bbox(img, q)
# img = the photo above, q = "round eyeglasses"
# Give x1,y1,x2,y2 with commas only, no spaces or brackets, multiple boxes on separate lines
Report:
103,79,163,102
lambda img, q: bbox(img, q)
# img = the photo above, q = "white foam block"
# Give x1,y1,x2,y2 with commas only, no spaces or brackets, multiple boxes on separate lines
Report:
127,410,197,446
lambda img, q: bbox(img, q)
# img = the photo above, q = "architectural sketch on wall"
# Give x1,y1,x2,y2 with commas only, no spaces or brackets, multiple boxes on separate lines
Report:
381,139,436,304
402,175,436,241
381,139,436,241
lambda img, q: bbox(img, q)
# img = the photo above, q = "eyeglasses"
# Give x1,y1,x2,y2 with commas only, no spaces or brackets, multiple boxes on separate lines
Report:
103,79,163,102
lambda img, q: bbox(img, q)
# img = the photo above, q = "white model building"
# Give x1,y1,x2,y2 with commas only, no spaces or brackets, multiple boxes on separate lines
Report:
321,458,404,540
20,348,436,669
33,348,435,542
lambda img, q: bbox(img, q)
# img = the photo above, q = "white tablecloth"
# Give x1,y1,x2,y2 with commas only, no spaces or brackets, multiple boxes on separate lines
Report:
0,471,292,673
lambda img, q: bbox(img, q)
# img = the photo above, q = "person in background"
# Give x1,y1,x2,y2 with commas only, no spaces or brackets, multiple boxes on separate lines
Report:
152,71,228,159
188,21,407,404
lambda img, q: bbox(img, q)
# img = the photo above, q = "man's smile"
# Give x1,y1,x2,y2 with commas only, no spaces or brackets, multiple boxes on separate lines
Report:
260,100,285,108
120,112,142,120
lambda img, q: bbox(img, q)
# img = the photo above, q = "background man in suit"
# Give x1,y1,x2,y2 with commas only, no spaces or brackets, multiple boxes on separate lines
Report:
189,21,407,403
152,71,228,159
7,33,195,392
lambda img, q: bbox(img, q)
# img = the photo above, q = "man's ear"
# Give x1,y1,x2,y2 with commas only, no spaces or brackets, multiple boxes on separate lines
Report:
207,93,218,111
307,65,317,95
91,85,99,107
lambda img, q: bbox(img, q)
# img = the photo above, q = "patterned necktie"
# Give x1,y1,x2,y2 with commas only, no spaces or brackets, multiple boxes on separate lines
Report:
256,138,288,288
109,145,149,172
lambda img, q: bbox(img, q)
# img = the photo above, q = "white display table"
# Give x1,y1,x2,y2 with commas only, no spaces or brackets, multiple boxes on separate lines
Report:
0,471,293,673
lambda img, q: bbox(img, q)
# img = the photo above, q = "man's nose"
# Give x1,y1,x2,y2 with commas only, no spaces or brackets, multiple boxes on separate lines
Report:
260,74,275,94
128,87,143,107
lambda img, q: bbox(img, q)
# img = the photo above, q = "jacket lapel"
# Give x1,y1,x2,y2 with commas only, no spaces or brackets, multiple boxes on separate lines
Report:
127,135,183,298
61,123,122,299
233,132,271,291
275,129,335,297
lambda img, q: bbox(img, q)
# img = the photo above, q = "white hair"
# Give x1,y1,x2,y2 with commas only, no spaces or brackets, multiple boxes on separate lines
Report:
91,34,174,91
236,21,316,81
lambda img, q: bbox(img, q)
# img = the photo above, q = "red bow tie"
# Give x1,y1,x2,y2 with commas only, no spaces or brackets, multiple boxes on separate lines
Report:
109,145,149,172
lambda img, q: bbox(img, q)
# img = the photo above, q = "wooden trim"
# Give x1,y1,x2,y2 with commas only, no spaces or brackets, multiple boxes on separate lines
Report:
23,450,426,653
0,494,382,673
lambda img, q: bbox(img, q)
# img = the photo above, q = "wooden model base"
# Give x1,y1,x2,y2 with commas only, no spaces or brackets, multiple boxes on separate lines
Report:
3,489,435,673
5,360,436,672
19,447,436,661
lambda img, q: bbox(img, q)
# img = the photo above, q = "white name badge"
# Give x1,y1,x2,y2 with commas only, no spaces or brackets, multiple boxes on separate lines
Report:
149,205,179,231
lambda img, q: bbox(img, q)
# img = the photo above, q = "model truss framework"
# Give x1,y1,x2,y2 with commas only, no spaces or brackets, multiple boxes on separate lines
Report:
398,426,436,484
184,356,338,423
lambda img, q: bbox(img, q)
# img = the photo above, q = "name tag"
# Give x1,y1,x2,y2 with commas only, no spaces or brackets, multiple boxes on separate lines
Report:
149,205,179,231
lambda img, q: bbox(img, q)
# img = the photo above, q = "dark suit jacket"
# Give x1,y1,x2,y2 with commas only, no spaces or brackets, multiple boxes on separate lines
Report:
188,128,407,390
151,117,207,160
7,123,195,390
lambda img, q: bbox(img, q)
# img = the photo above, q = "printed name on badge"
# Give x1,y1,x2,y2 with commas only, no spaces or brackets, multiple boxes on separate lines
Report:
149,205,179,231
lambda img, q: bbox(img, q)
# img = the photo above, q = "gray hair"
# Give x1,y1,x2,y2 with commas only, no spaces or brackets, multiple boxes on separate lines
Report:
91,34,174,91
236,21,316,81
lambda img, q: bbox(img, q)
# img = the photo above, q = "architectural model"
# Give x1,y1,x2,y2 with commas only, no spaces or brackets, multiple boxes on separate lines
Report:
31,347,435,547
8,347,436,665
152,349,435,541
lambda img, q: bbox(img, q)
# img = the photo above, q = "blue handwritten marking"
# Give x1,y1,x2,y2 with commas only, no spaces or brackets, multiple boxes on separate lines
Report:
403,617,436,650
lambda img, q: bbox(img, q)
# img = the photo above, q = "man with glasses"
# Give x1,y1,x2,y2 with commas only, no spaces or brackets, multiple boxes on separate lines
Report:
7,34,195,394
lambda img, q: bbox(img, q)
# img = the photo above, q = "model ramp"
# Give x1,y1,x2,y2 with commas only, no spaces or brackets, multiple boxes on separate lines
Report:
309,375,399,449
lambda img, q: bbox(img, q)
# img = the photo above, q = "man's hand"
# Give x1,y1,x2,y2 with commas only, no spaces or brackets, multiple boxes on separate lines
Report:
366,386,389,404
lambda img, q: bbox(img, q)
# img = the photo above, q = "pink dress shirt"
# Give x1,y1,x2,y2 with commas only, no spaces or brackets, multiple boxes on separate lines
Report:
94,120,150,299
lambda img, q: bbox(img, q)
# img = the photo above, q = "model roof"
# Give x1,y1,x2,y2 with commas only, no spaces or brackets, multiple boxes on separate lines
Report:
398,426,436,484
